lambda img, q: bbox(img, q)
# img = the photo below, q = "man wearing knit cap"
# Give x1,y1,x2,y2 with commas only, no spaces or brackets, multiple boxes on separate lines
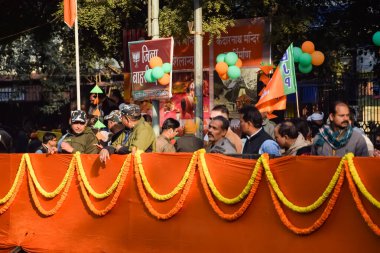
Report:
175,120,204,152
58,110,99,154
307,111,324,138
99,104,156,163
98,110,130,159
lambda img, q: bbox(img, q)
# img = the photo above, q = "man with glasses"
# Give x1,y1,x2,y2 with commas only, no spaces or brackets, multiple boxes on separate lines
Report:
58,110,99,154
36,132,58,154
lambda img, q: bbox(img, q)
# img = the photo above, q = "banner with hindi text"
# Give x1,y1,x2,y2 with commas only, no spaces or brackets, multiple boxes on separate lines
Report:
128,38,174,100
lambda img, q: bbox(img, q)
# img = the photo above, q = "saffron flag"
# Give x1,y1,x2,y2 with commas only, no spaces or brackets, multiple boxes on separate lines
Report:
64,0,76,28
256,44,297,108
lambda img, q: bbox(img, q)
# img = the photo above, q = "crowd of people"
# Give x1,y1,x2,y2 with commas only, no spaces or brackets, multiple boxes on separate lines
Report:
0,97,380,159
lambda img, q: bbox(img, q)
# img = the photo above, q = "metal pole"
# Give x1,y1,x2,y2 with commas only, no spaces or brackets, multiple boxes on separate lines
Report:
194,0,203,138
74,1,81,110
151,0,160,136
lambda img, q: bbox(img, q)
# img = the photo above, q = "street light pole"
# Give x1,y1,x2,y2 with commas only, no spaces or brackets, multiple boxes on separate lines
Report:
194,0,203,138
151,0,160,136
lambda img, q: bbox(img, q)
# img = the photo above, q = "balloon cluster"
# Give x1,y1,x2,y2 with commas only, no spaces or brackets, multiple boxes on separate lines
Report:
215,52,242,80
293,41,325,74
144,56,172,85
373,31,380,46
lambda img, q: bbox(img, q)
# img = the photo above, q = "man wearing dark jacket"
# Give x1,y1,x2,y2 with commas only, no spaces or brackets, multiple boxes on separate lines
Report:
175,120,203,152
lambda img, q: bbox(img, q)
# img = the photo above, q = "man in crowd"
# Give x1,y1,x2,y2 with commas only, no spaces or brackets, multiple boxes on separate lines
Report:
207,116,237,154
36,132,58,154
274,121,311,156
239,105,281,156
0,126,12,153
58,110,99,154
99,104,155,163
98,110,129,155
311,101,368,156
156,118,180,152
207,105,242,153
261,111,276,139
175,120,204,152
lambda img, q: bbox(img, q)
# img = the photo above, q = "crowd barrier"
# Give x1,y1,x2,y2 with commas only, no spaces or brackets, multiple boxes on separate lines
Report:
0,151,379,252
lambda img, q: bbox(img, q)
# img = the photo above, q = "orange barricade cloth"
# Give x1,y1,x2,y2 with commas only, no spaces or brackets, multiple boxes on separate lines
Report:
0,152,379,252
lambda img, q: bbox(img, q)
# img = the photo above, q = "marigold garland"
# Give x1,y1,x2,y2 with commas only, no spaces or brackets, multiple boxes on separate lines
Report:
198,153,263,221
0,154,27,204
75,152,125,199
135,150,194,201
345,163,380,236
24,154,74,199
263,153,348,213
0,155,26,214
28,158,75,216
269,166,345,235
345,154,380,209
78,154,131,216
198,149,263,204
134,151,196,220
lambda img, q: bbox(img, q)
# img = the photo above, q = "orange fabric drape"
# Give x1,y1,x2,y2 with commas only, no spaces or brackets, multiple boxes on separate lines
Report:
0,153,379,252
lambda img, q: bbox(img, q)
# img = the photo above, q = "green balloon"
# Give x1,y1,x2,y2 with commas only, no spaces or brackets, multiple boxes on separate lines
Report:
216,53,226,63
372,31,380,46
298,63,313,74
144,69,154,82
299,53,312,66
227,66,241,79
293,47,303,62
162,63,172,73
152,66,164,80
224,52,238,66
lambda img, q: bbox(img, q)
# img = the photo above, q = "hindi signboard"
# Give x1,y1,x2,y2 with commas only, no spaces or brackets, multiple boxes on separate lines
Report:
128,38,174,100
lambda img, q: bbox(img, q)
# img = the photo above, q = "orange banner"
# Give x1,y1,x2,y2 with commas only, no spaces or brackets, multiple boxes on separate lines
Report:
0,153,379,252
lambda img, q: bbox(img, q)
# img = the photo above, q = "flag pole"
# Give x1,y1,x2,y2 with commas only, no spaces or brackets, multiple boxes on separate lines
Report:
74,1,81,110
295,88,300,117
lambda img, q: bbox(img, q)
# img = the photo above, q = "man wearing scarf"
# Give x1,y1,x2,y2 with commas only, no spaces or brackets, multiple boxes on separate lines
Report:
311,101,368,157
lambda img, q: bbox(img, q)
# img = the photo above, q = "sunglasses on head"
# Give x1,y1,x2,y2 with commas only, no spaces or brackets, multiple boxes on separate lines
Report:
72,121,86,125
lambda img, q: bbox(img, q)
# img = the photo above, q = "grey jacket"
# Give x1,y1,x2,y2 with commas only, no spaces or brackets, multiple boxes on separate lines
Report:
207,137,237,154
311,129,368,157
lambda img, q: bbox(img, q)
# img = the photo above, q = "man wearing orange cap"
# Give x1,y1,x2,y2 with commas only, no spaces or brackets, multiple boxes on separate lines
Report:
175,120,204,152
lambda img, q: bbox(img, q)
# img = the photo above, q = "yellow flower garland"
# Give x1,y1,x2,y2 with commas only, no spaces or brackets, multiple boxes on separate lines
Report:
346,153,380,208
28,157,76,216
24,154,74,199
75,152,125,199
0,154,26,204
262,153,348,213
0,155,26,211
199,149,263,205
135,150,195,201
78,154,131,216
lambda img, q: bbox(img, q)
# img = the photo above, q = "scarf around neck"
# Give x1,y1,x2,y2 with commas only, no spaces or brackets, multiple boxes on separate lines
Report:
316,124,353,150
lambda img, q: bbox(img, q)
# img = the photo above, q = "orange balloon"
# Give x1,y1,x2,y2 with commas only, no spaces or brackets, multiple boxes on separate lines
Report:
235,58,243,68
149,56,163,68
158,73,170,85
311,51,325,66
220,73,229,80
215,62,228,75
301,41,315,54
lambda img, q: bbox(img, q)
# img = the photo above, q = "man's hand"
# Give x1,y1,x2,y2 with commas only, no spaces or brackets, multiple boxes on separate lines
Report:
99,149,110,163
61,141,74,153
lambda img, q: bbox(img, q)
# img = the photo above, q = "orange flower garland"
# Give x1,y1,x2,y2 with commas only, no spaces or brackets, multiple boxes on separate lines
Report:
134,153,196,220
0,157,26,214
28,158,75,216
78,154,131,216
198,155,263,221
345,165,380,236
268,167,345,235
